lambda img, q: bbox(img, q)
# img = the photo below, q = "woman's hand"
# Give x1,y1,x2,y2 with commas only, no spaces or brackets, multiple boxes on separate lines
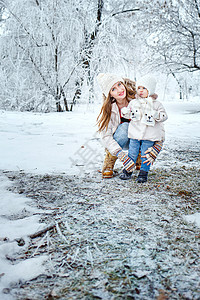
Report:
142,148,155,165
116,150,135,172
142,141,163,165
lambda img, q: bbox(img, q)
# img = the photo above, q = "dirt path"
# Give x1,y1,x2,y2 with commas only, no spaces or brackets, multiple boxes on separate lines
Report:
4,145,200,300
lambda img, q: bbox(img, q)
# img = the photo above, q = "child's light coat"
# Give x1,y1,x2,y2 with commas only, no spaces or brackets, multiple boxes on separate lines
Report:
121,97,168,141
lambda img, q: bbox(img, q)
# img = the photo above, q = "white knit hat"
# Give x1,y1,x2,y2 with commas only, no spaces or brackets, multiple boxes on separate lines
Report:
97,73,124,97
136,75,157,96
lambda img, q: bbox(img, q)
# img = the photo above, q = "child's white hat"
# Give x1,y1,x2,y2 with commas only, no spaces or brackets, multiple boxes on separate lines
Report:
97,73,124,97
136,75,157,96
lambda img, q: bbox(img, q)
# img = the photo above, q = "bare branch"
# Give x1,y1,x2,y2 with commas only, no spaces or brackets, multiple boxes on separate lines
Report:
112,8,140,17
194,0,200,18
63,60,82,89
35,0,40,7
4,5,47,48
29,223,61,239
17,43,56,97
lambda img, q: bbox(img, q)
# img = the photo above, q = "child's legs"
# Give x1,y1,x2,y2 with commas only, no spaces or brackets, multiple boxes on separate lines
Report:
140,140,155,172
113,122,129,149
128,139,141,163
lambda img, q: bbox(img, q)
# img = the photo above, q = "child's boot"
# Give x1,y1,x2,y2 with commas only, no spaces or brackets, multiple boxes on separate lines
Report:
119,169,133,180
136,170,148,183
102,149,117,178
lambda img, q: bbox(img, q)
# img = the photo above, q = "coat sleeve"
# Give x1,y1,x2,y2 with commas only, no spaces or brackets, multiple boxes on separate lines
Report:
154,101,168,122
101,120,122,156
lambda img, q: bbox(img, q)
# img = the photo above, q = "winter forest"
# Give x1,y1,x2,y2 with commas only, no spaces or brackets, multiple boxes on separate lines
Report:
0,0,200,300
0,0,200,111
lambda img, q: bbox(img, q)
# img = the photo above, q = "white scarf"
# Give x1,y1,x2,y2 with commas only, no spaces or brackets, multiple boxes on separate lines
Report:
140,97,155,126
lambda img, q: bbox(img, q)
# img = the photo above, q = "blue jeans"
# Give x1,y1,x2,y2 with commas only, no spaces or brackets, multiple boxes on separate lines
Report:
129,139,154,172
113,122,130,150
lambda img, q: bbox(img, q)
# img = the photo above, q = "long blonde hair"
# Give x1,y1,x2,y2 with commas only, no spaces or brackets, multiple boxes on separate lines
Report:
97,78,136,132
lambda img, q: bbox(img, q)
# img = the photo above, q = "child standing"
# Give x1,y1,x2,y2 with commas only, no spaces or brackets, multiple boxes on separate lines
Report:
120,75,168,183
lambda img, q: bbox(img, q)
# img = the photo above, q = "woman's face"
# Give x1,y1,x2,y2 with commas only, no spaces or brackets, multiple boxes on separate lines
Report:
110,82,126,101
137,86,148,98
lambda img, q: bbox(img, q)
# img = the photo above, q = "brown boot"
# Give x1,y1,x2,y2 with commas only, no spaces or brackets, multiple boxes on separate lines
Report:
102,149,117,178
135,151,142,170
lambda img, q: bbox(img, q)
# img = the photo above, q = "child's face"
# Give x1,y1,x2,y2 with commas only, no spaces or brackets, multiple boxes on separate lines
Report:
110,82,126,101
137,86,148,98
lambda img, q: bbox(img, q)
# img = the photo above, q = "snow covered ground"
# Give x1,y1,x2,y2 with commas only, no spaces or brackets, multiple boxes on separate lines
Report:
0,101,200,299
0,101,200,174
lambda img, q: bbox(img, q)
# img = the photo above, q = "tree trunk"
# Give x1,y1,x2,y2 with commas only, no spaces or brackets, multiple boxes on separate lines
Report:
72,0,104,107
56,101,63,112
170,71,183,100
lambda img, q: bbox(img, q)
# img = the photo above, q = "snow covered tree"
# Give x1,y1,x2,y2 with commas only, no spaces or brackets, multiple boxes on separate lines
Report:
0,0,142,111
0,0,103,111
127,0,200,99
141,0,200,73
5,0,198,110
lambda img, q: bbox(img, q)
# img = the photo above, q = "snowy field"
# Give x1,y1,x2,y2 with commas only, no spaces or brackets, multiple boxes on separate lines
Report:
0,101,200,299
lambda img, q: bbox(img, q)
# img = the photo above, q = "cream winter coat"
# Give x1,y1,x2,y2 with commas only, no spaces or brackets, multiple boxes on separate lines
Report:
101,102,122,156
128,98,168,141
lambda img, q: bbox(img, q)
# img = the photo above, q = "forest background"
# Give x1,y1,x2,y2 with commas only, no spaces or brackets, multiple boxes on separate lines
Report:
0,0,200,112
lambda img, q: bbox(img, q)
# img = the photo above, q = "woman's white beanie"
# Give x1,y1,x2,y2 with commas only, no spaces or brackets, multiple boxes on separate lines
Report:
97,73,124,97
136,75,157,96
